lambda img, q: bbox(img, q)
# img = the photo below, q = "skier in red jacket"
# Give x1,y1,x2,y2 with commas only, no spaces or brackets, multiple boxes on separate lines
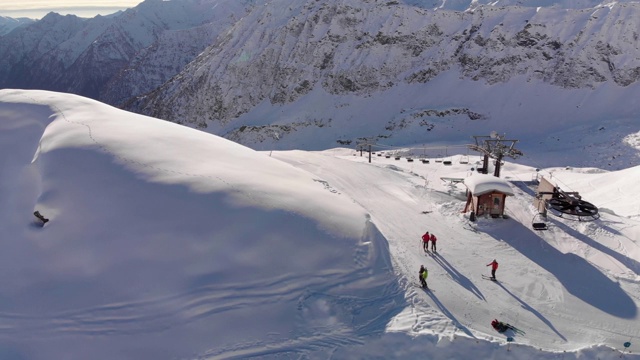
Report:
430,233,437,253
487,259,498,280
421,232,430,252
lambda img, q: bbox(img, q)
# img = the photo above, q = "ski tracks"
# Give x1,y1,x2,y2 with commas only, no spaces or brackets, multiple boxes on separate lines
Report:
273,153,482,338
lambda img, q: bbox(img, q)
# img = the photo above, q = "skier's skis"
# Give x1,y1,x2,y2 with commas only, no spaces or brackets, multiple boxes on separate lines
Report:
482,275,497,281
415,284,434,292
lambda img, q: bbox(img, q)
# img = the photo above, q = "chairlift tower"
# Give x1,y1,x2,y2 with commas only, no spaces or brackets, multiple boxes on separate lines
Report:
355,137,377,163
468,131,523,177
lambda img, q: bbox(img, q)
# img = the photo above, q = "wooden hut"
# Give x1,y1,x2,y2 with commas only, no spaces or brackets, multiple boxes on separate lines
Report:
463,174,514,218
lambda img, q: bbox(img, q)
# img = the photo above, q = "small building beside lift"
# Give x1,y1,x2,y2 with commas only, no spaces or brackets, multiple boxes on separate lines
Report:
462,174,514,219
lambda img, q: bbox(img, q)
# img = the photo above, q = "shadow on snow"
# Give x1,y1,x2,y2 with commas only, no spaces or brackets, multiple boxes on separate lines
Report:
494,281,567,341
425,291,475,338
552,220,640,275
486,221,637,319
431,253,486,301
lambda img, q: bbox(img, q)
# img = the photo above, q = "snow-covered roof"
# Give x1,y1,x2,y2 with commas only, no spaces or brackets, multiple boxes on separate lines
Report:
463,174,514,196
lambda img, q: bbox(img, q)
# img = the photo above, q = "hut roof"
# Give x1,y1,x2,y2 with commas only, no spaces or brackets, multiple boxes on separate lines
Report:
463,174,514,196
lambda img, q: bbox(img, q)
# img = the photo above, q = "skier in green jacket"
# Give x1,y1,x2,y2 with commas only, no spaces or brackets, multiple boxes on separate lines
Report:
419,265,428,288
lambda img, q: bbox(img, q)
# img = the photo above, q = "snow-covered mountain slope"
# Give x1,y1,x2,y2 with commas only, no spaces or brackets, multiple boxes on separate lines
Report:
100,0,257,106
0,89,399,359
3,0,640,163
1,89,640,359
0,0,258,100
0,13,88,87
129,0,640,169
403,0,640,11
273,148,640,355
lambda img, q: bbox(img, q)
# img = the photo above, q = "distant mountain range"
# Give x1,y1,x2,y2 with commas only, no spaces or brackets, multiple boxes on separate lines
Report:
2,0,640,167
0,16,34,35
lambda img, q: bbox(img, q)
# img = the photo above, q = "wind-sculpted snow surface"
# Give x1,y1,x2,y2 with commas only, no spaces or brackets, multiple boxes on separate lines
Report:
0,89,402,359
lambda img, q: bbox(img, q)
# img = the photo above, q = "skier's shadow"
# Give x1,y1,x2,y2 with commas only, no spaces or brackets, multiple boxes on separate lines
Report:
431,253,485,301
425,290,475,338
488,221,636,318
494,281,567,341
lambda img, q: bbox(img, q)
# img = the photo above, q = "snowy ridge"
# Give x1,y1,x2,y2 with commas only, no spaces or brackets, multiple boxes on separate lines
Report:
0,89,401,359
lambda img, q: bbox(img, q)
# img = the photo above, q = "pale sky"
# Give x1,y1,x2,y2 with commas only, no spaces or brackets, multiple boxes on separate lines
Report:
0,1,142,19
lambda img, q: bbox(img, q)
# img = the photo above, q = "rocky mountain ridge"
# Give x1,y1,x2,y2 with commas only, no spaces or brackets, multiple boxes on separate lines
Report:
0,16,34,36
1,0,639,166
130,0,640,154
0,0,256,100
